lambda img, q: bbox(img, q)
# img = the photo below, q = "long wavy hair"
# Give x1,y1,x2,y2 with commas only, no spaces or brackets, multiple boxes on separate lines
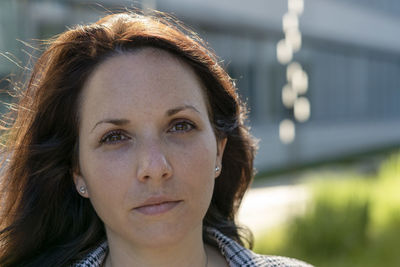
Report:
0,10,257,266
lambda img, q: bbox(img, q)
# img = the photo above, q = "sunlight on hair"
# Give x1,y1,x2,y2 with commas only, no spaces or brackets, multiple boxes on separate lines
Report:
288,0,304,15
282,84,297,108
277,39,293,64
279,119,296,144
294,97,310,122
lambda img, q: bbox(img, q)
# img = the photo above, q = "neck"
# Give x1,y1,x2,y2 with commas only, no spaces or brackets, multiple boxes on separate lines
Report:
104,225,208,267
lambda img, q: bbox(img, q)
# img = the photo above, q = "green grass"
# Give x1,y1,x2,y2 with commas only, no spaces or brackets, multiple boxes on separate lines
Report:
254,152,400,267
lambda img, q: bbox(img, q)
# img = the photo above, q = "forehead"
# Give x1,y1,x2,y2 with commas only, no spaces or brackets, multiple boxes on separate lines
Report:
79,48,210,123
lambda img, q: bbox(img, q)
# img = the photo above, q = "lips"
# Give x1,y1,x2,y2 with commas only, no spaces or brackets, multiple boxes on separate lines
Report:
134,197,182,215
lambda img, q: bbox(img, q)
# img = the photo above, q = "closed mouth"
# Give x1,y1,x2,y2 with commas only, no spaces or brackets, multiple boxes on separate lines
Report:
134,200,182,215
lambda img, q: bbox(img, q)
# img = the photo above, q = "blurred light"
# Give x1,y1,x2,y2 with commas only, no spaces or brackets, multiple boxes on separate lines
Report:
291,69,308,94
278,0,307,144
285,28,302,52
282,12,299,32
279,119,295,144
286,62,302,82
294,97,310,122
288,0,304,15
277,39,293,64
282,84,297,108
142,0,157,11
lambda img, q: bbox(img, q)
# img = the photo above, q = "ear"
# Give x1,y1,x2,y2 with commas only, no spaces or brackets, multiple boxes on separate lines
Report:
73,171,89,198
217,137,227,158
215,137,227,178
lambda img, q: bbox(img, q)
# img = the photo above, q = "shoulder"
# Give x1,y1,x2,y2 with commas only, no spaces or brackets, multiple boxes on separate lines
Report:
206,227,313,267
244,252,313,267
221,245,313,267
71,241,107,267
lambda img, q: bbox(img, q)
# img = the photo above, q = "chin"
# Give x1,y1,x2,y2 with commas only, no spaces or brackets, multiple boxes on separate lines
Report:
133,223,198,248
109,217,202,249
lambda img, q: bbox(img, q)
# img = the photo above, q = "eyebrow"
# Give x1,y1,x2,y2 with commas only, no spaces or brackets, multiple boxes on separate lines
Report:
166,105,200,116
90,119,130,133
90,105,200,133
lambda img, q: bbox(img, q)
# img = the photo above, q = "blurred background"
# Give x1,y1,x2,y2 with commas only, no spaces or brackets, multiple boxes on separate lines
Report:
0,0,399,266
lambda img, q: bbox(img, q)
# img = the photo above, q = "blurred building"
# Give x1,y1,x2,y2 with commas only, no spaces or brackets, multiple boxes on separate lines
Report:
0,0,399,171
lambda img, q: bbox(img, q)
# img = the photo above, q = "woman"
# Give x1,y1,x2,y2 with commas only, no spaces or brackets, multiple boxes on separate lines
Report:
0,11,312,267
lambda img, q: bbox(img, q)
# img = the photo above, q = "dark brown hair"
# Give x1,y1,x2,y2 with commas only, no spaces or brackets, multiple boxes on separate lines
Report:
0,11,257,266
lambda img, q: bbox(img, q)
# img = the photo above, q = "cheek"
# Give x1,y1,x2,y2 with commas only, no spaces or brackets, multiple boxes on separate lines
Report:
177,134,216,173
79,148,133,207
80,158,135,230
82,151,127,182
176,136,217,202
80,141,133,177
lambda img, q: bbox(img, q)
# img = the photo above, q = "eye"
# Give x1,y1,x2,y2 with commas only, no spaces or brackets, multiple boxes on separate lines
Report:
168,120,196,133
100,130,130,145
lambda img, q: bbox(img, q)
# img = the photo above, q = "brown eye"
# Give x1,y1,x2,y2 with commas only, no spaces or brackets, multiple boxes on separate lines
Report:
100,130,130,144
169,121,196,133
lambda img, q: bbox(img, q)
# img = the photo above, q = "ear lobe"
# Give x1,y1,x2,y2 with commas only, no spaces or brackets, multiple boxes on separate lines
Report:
215,137,227,178
73,171,89,198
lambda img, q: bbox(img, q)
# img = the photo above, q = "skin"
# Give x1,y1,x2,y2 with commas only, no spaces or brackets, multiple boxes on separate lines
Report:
73,48,228,267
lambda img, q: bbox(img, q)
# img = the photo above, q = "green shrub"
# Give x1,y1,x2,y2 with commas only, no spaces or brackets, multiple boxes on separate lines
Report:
254,151,400,267
288,198,369,260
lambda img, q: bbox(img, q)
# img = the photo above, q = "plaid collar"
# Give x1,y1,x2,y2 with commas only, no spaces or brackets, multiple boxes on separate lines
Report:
72,228,312,267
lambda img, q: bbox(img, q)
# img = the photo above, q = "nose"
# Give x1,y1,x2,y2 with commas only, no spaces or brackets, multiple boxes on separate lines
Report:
136,139,173,183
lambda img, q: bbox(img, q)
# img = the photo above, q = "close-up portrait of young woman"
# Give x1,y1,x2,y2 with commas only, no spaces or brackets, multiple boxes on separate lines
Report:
0,10,313,267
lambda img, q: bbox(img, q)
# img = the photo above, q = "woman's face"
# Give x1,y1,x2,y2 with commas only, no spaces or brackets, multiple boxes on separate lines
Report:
74,48,226,248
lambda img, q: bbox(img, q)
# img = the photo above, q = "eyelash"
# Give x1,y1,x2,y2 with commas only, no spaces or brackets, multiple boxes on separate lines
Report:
168,120,196,133
99,120,196,145
100,130,130,144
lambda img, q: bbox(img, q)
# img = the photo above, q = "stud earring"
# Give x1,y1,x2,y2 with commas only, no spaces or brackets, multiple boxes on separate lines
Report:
215,166,220,173
79,186,87,194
